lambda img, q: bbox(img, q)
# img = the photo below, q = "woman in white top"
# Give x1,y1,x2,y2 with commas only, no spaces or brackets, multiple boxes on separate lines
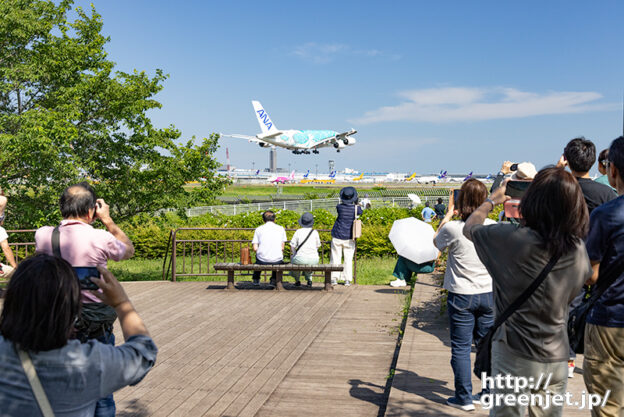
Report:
433,179,495,411
290,212,321,287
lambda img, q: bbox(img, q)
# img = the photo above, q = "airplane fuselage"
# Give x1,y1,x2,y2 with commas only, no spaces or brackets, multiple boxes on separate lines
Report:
260,130,342,150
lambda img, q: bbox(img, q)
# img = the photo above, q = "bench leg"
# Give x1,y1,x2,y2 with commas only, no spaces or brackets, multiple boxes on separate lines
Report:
275,271,284,291
324,271,333,292
226,270,235,290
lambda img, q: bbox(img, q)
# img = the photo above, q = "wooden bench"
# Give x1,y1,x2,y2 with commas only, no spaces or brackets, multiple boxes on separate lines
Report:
213,263,344,291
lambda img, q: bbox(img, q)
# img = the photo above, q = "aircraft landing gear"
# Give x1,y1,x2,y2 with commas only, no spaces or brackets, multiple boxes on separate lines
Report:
336,149,341,153
313,150,319,154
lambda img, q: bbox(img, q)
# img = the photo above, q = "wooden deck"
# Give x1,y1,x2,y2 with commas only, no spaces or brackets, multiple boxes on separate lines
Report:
111,281,405,416
385,273,592,416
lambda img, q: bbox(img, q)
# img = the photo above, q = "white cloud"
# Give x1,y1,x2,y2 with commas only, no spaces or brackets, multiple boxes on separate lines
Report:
292,42,398,64
351,87,615,124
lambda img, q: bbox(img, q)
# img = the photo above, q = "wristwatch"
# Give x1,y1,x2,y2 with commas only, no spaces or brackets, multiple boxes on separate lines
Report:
485,198,496,210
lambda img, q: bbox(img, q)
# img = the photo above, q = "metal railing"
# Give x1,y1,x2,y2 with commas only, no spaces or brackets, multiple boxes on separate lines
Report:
164,227,358,283
5,229,36,263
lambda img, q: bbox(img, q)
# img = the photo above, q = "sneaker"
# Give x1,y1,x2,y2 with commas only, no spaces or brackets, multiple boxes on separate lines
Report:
389,278,407,287
568,360,575,378
269,279,276,287
344,281,351,287
306,280,312,287
331,280,338,285
294,281,301,287
446,397,475,411
472,393,483,404
252,279,260,286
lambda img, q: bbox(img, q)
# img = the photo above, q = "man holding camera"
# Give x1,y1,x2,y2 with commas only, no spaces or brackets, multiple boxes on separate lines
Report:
35,182,134,417
558,137,616,213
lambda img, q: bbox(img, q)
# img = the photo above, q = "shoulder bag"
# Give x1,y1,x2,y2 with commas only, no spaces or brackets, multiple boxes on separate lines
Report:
474,253,559,378
568,256,624,354
16,346,55,417
352,206,362,239
292,229,315,255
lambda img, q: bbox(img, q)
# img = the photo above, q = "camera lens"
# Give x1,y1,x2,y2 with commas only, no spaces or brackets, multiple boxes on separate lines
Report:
510,163,518,171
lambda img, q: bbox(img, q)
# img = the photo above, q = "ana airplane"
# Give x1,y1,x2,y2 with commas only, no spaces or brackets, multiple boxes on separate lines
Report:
223,101,357,154
414,170,447,184
269,171,295,184
303,170,310,179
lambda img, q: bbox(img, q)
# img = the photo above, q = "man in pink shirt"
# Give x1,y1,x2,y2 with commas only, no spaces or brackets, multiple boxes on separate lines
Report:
35,182,134,417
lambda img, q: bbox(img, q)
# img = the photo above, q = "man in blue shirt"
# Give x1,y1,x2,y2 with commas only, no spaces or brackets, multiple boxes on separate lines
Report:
584,135,624,416
421,202,436,223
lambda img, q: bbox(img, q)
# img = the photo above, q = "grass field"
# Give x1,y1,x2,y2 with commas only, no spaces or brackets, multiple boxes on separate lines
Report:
107,256,400,285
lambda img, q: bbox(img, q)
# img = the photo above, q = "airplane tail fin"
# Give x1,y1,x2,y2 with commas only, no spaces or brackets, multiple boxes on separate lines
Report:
252,101,278,134
290,170,295,180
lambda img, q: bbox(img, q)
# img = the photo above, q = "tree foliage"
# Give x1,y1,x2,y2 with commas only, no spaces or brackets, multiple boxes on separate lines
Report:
0,0,226,228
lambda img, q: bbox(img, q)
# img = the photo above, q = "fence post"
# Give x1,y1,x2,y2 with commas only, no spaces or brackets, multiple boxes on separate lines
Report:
172,229,177,282
310,200,313,210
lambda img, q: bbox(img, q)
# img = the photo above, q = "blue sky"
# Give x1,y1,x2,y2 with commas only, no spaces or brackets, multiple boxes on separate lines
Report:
72,0,623,175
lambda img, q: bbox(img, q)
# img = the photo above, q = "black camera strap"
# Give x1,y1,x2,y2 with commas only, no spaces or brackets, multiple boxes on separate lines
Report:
51,226,61,258
294,229,315,252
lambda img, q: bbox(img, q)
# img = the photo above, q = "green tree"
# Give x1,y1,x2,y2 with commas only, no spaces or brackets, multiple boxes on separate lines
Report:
0,0,226,228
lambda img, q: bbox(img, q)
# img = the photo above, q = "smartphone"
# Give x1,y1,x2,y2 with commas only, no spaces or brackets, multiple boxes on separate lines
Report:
73,267,100,290
453,189,461,202
505,180,531,199
504,199,522,219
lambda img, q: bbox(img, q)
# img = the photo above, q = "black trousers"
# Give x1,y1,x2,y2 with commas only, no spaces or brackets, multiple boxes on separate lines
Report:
252,259,284,281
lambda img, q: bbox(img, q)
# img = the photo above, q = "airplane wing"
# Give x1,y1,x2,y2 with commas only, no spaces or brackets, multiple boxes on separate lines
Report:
310,129,358,150
221,134,262,143
336,129,357,139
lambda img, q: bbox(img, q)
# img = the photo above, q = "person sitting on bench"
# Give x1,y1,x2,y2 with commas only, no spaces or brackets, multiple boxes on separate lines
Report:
251,210,287,286
290,212,321,287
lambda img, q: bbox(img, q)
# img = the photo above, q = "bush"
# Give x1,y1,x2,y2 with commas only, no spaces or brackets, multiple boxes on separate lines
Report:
120,205,504,260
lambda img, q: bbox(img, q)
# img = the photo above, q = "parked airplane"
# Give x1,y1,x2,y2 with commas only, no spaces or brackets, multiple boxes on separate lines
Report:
414,170,447,184
329,171,337,179
352,173,364,181
269,171,295,184
404,172,417,182
223,101,357,154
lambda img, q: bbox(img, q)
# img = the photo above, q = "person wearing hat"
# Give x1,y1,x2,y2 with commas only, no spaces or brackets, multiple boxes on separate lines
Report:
330,187,362,286
290,212,321,287
490,161,537,193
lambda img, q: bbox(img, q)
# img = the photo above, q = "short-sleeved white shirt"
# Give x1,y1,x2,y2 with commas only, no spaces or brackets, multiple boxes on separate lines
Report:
433,219,495,294
252,222,287,262
0,226,8,243
290,228,321,260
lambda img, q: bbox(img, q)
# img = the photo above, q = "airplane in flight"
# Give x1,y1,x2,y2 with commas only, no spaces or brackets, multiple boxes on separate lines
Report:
269,171,295,184
223,101,357,154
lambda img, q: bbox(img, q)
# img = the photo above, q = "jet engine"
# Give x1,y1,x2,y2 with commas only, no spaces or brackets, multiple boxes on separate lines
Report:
258,142,267,148
343,137,356,145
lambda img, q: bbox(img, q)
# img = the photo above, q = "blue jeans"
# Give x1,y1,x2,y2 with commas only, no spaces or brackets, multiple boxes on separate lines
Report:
94,331,116,417
447,292,494,405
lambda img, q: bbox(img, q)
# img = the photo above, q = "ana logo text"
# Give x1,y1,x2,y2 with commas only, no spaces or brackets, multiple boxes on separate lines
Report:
256,110,273,130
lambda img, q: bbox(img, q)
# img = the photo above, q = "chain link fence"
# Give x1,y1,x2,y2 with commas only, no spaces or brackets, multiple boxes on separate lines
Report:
172,192,452,217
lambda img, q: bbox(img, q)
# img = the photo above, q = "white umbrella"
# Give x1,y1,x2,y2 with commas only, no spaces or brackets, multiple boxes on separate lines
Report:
388,217,439,264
